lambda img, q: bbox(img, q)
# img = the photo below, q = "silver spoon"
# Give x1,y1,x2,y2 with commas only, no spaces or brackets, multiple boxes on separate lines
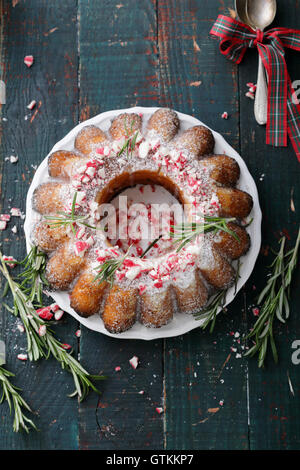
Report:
247,0,277,125
235,0,277,125
235,0,248,25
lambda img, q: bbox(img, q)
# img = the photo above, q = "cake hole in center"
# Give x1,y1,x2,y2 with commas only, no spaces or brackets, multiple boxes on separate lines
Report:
104,184,184,259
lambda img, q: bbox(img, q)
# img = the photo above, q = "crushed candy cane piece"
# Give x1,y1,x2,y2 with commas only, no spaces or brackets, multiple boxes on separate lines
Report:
24,55,34,67
74,240,89,257
10,208,22,217
27,100,36,110
252,307,260,316
138,141,150,159
17,324,25,333
54,309,64,321
155,407,163,414
245,91,255,100
0,221,7,230
38,325,47,337
61,343,71,350
129,356,139,369
36,306,53,320
115,366,121,372
3,255,16,268
10,155,18,164
219,400,224,406
138,390,144,395
50,303,59,313
75,329,81,338
17,353,28,361
0,214,10,222
221,111,228,119
11,225,17,234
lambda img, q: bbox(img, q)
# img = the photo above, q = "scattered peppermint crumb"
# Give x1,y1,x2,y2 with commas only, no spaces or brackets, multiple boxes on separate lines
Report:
246,91,255,100
17,324,25,333
10,208,22,217
50,303,59,312
138,390,144,395
24,55,34,67
221,111,228,119
38,325,47,337
129,356,139,369
252,307,260,316
155,407,163,414
75,329,81,338
54,309,64,321
235,353,242,359
234,332,240,338
9,155,18,164
115,366,121,372
0,221,7,230
61,343,71,350
3,256,16,268
27,100,36,110
219,400,224,406
220,379,224,384
17,353,28,361
11,225,17,234
230,346,237,353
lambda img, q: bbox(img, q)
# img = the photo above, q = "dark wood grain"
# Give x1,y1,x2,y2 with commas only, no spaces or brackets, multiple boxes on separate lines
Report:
238,0,300,450
0,0,79,449
157,0,250,449
77,0,164,450
0,0,299,450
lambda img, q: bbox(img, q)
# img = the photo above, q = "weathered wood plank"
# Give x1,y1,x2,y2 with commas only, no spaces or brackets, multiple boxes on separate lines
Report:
238,0,300,450
158,0,249,450
78,0,164,450
0,0,79,449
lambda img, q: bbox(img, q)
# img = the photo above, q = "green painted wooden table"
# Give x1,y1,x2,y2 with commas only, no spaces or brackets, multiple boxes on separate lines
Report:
0,0,299,450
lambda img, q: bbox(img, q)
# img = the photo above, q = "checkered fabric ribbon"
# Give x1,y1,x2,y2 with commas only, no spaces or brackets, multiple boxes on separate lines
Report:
210,15,300,162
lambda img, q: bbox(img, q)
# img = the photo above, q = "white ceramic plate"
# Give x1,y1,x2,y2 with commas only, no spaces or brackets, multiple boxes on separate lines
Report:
24,106,262,340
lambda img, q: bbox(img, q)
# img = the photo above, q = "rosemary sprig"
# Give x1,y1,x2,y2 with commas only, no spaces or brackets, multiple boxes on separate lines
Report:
0,250,105,401
117,131,139,158
13,245,48,305
94,247,131,286
194,289,227,333
171,215,239,252
193,260,241,333
140,235,162,258
245,227,300,368
44,192,96,235
0,364,37,433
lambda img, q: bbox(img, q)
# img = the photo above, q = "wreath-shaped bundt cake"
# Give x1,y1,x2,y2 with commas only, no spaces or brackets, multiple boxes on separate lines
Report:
32,108,253,333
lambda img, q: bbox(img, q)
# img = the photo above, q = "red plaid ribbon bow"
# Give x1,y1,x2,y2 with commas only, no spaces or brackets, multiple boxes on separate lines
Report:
210,15,300,161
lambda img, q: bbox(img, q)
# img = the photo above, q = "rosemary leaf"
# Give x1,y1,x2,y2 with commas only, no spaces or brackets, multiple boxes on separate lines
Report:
0,249,105,401
245,227,300,367
0,365,37,433
94,247,131,286
171,215,239,252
